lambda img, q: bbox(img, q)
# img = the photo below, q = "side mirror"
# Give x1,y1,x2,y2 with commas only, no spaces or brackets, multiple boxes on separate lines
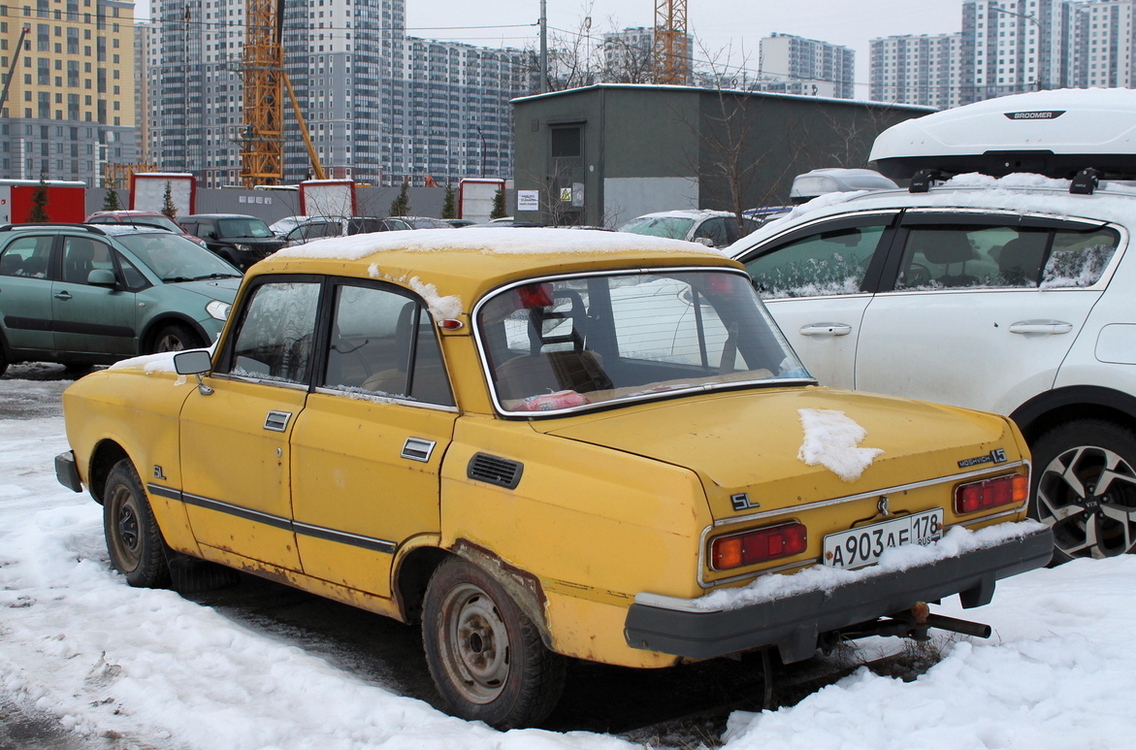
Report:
173,349,212,375
86,269,118,287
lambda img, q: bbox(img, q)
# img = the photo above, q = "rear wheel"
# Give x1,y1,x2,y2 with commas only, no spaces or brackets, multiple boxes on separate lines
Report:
422,558,566,729
150,323,205,353
103,459,171,588
1030,420,1136,563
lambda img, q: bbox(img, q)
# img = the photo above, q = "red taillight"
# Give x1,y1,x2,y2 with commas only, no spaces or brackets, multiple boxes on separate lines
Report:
954,474,1029,514
711,522,807,570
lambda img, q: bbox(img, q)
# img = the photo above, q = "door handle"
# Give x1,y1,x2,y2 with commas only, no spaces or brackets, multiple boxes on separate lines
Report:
799,322,852,336
1009,320,1074,335
54,291,72,301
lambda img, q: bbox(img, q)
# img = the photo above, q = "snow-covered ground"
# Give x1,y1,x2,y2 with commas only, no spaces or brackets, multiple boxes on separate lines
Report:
1,372,1133,750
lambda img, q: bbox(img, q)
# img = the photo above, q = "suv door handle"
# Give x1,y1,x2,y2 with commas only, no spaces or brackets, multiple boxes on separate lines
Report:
1009,320,1074,335
799,322,853,336
54,291,73,301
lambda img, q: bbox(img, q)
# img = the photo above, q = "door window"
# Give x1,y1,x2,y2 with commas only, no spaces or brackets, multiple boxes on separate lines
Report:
744,223,889,298
61,237,114,284
0,235,53,278
224,281,320,384
322,283,454,406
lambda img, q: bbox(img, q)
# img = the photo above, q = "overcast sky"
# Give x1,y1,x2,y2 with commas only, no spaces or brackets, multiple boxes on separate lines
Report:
405,0,968,88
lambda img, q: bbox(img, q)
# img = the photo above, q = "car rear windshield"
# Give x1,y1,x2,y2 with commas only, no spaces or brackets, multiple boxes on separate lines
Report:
618,216,696,240
476,269,811,415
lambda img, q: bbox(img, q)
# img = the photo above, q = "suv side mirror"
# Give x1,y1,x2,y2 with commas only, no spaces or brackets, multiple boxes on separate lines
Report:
86,269,118,287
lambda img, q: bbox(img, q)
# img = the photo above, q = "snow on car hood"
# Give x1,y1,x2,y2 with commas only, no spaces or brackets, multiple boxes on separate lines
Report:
534,386,1020,517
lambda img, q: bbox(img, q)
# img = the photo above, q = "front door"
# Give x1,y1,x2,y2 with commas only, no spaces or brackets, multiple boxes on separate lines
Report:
52,236,139,355
178,278,322,571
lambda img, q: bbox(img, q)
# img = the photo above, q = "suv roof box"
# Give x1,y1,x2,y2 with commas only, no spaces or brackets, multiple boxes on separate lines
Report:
870,89,1136,180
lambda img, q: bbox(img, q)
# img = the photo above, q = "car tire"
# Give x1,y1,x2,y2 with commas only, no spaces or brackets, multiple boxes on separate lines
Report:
422,558,566,729
0,344,8,378
103,459,172,588
1030,419,1136,563
151,323,205,353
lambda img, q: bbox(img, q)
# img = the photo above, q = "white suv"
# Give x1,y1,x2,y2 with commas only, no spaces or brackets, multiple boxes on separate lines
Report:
729,90,1136,564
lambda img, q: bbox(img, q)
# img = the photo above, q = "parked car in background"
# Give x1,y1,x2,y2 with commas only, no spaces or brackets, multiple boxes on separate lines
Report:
398,216,456,229
730,88,1136,564
86,210,208,247
180,213,285,271
279,217,344,247
618,209,762,248
445,218,475,228
55,227,1049,729
0,223,239,375
269,215,311,237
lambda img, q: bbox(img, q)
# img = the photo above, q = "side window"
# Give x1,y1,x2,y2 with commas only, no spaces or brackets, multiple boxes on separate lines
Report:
745,224,888,299
692,218,729,247
322,283,453,406
117,253,147,289
225,281,320,384
1041,227,1119,288
61,237,114,284
0,235,53,278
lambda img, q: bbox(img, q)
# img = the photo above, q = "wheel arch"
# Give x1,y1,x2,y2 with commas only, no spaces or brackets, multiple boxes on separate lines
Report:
85,439,131,505
138,314,210,354
395,540,554,650
1011,385,1136,444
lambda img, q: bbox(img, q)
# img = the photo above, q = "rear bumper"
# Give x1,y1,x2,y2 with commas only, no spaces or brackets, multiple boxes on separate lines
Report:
624,526,1053,663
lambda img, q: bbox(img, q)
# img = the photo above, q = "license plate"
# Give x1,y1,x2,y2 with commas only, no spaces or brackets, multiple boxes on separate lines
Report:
823,508,944,569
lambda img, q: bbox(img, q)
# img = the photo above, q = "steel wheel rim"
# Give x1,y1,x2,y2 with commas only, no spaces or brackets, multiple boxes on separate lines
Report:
1036,443,1136,559
439,582,510,704
109,486,142,571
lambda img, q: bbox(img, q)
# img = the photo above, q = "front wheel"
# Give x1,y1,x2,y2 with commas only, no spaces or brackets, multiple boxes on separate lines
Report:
150,323,205,353
422,558,566,729
1030,420,1136,563
103,459,171,588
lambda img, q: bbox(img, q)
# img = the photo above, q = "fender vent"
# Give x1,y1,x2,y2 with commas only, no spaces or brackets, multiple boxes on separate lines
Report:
467,453,523,489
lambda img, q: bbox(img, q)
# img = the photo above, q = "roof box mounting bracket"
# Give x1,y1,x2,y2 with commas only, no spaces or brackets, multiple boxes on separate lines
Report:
909,169,943,193
1070,168,1102,195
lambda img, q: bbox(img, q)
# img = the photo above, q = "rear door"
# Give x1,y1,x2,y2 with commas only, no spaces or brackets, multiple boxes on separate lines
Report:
737,212,900,388
0,232,56,351
855,212,1117,414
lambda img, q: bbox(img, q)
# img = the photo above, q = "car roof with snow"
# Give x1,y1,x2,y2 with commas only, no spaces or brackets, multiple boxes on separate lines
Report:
263,226,734,307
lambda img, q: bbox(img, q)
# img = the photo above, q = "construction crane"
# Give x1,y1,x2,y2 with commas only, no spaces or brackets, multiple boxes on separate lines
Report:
0,25,31,117
653,0,689,86
241,0,325,187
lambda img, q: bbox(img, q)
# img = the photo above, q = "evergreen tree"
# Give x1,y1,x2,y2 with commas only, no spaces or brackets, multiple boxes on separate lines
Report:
101,176,122,211
489,185,507,220
161,182,177,221
28,174,50,222
441,183,456,219
389,178,411,216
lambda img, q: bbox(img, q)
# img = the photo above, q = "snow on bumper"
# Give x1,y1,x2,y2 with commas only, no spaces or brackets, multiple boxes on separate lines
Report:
624,523,1053,663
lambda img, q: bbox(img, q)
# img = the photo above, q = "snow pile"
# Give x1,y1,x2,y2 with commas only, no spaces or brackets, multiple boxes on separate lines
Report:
797,408,884,481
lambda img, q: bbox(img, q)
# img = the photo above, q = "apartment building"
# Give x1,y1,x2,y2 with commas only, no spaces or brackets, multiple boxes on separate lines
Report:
0,0,138,185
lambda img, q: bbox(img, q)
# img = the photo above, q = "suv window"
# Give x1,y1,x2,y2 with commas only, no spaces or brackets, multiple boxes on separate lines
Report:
225,280,320,384
322,282,454,406
745,222,890,298
61,237,115,284
0,235,53,278
894,223,1119,290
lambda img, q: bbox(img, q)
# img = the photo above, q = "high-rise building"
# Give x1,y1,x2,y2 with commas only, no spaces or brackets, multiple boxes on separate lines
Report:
0,0,139,185
145,0,535,188
870,34,963,110
758,33,855,99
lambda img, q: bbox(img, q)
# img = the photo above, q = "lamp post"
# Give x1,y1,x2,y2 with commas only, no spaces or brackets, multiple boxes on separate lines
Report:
986,3,1045,91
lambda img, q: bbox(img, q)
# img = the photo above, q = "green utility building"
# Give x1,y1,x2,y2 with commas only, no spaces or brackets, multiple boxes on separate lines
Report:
511,84,932,228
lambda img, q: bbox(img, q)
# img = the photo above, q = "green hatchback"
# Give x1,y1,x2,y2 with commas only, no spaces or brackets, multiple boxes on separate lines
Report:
0,223,240,375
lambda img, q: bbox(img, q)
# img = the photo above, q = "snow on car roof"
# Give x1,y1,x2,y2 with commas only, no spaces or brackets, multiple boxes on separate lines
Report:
274,226,721,261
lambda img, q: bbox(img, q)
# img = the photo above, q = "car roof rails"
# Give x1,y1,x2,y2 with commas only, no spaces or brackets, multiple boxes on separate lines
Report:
0,222,109,235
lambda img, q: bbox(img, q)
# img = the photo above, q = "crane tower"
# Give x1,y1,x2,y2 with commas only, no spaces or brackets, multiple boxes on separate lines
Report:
654,0,689,85
241,0,284,186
